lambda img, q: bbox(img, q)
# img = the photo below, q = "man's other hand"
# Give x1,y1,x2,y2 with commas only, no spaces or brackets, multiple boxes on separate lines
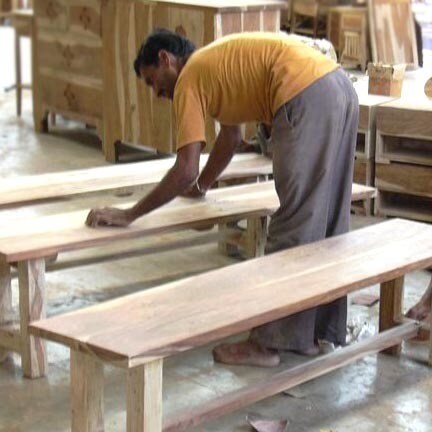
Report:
86,207,134,228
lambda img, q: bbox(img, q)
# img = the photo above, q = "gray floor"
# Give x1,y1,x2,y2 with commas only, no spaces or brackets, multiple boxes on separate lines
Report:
0,28,431,432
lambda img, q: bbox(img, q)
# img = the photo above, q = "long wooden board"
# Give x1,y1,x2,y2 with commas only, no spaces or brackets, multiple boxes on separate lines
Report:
30,218,432,367
0,154,271,209
0,181,375,262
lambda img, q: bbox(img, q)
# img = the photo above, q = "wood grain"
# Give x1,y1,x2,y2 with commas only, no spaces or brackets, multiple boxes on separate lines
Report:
0,257,12,362
379,276,404,355
127,359,163,432
71,349,104,432
0,154,271,209
0,181,374,262
29,219,432,368
18,258,47,378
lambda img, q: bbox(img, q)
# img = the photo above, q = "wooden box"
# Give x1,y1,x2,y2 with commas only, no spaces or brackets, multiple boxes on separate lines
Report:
367,63,405,98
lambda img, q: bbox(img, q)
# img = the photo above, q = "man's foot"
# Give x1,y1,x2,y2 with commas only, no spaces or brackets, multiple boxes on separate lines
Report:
406,302,431,322
212,341,280,367
290,344,320,356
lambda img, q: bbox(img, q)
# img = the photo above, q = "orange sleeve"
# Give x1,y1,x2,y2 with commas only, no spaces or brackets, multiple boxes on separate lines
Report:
174,83,207,151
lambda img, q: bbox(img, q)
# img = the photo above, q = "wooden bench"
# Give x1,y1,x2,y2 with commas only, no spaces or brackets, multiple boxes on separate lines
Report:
0,153,272,209
29,218,432,432
0,181,375,378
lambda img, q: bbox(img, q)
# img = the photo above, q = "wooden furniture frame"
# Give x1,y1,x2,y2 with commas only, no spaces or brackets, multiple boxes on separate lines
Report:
375,98,432,222
11,9,33,116
0,181,375,378
30,219,432,432
352,94,395,215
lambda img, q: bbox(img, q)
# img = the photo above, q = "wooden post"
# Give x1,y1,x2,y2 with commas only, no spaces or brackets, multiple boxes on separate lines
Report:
18,258,47,378
70,350,104,432
0,257,12,362
429,289,432,367
244,215,268,258
14,23,22,116
126,359,163,432
379,276,404,355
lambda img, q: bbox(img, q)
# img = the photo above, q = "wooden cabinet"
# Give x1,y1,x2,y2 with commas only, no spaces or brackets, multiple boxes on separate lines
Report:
33,0,103,135
32,0,286,161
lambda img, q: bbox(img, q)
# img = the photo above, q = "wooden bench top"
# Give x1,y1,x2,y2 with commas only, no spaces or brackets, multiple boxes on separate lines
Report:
30,218,432,368
0,182,375,263
0,154,272,209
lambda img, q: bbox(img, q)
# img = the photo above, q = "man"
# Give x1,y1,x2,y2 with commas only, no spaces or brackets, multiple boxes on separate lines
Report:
406,277,431,323
86,29,359,367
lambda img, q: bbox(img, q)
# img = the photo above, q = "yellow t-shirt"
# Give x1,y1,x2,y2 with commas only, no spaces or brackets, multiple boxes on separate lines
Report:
173,32,338,150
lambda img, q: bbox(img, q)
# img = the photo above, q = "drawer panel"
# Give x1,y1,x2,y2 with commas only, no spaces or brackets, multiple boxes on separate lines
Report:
69,1,102,37
39,75,102,119
38,37,102,79
34,0,68,31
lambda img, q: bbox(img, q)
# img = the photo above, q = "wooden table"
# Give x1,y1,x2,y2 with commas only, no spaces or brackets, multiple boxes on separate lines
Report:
32,0,287,162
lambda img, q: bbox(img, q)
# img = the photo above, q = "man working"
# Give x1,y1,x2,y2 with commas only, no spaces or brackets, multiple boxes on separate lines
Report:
86,29,359,367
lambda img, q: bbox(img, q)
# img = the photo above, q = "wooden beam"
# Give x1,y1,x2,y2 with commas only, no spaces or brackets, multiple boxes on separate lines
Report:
18,258,47,378
163,322,419,432
0,324,21,353
244,215,268,258
379,276,404,355
71,350,104,432
0,258,12,362
127,359,163,432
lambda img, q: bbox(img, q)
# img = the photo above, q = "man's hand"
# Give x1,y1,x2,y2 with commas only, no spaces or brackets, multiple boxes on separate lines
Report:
86,207,134,228
181,179,207,199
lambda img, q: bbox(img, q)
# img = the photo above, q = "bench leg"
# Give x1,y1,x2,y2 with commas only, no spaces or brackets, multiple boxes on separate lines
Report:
379,276,404,356
0,258,12,362
429,290,432,367
18,258,47,378
71,350,104,432
127,359,163,432
244,215,268,258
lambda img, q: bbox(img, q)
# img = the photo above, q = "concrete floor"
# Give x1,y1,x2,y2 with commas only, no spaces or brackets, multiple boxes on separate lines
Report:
0,27,431,432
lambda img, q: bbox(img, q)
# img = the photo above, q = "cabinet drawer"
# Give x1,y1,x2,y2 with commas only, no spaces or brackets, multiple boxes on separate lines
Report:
69,1,102,37
38,37,102,79
39,76,102,119
34,0,68,31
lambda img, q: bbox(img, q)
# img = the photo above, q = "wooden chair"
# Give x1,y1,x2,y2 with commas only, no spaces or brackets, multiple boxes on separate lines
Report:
29,218,432,431
291,0,326,38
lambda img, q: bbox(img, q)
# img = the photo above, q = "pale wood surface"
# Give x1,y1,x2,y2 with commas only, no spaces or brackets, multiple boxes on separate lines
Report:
154,0,287,12
163,322,419,432
30,219,432,367
379,276,404,355
368,0,418,68
375,163,432,198
126,359,163,432
0,181,375,262
0,258,12,362
0,154,271,209
18,258,47,378
70,350,104,432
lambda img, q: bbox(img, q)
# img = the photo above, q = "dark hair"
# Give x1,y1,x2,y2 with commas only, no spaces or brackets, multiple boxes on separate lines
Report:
134,28,196,77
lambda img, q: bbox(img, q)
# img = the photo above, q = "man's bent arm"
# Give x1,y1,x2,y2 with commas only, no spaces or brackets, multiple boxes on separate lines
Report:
86,142,202,227
197,125,243,192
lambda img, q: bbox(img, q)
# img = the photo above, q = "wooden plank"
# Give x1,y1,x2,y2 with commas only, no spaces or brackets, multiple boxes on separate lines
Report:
0,154,271,209
368,0,418,68
375,162,432,198
29,219,432,367
70,350,104,432
0,181,375,262
127,359,163,432
163,322,418,432
0,258,12,362
379,276,404,355
18,259,47,378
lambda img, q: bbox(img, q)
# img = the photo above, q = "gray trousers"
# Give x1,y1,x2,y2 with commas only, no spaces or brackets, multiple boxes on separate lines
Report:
250,68,359,351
